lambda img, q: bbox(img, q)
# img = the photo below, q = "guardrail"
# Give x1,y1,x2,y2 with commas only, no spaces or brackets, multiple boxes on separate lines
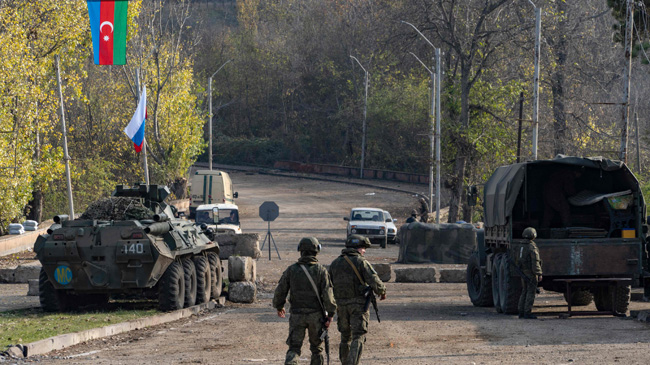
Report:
273,161,428,184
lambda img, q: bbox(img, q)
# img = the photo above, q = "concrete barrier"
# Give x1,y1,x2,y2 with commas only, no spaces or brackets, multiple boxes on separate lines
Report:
439,268,466,283
228,256,256,282
0,261,41,283
217,234,261,260
27,279,39,296
373,263,393,282
394,267,437,283
20,297,225,357
0,228,48,257
228,281,256,303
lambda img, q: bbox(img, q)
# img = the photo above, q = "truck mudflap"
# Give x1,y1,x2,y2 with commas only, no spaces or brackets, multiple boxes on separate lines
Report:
538,238,642,277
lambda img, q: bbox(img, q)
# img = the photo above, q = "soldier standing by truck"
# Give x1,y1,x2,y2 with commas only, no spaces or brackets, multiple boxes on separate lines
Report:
273,237,336,365
329,235,386,365
516,227,543,319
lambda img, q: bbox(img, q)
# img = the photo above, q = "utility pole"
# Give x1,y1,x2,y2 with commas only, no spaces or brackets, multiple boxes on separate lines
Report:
635,111,641,173
532,5,541,160
350,56,369,179
208,59,232,170
619,0,634,163
517,92,524,163
435,48,441,224
55,55,75,219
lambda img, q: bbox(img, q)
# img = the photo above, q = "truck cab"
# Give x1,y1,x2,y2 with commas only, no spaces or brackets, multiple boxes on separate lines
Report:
189,170,238,218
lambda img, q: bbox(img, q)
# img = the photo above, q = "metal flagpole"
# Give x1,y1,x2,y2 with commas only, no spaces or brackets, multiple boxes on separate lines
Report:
55,55,75,219
135,68,150,184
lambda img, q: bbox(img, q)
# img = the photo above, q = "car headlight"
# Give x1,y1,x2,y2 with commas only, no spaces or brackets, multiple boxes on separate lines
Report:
388,228,395,233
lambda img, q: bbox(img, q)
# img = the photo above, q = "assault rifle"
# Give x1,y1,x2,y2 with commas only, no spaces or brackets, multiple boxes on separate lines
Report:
507,257,541,294
319,315,330,365
363,286,381,323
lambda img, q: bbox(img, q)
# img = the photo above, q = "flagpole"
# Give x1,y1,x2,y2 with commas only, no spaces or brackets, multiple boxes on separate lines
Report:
135,68,150,185
55,55,75,219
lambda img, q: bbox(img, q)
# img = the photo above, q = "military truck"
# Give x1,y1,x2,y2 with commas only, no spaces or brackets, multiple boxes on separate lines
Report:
34,184,223,312
466,156,648,315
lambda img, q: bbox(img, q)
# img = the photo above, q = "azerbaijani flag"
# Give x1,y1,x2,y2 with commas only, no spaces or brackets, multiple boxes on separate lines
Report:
87,0,128,65
124,86,146,152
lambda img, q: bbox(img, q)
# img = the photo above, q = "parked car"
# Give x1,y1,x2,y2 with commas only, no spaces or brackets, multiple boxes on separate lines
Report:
383,210,398,244
344,207,388,248
195,203,242,235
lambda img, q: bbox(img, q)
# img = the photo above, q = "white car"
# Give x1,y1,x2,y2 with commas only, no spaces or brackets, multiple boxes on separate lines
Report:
344,207,389,247
195,203,242,235
383,210,398,244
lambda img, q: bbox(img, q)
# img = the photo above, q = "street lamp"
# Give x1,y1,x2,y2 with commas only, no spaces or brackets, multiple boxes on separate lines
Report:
208,59,232,170
402,20,442,224
350,55,369,179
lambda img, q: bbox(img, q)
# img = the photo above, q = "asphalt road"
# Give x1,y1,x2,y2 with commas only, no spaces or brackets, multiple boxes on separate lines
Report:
17,170,650,364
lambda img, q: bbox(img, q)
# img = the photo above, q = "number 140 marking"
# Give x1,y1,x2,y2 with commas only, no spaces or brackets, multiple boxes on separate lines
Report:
123,243,144,254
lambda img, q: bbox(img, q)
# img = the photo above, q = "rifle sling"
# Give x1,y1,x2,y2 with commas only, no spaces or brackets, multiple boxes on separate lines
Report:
299,264,327,316
343,255,367,286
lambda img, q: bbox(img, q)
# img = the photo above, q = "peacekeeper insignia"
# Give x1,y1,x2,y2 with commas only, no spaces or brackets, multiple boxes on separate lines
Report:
54,265,73,285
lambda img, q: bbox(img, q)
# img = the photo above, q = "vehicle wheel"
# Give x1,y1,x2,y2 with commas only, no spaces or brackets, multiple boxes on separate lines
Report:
491,254,502,313
182,258,197,308
39,268,70,312
193,255,212,305
594,285,631,314
207,252,223,299
564,290,593,306
158,260,185,311
498,254,522,314
466,252,493,307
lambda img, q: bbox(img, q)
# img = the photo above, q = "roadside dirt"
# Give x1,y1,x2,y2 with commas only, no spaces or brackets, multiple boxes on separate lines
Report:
7,170,650,364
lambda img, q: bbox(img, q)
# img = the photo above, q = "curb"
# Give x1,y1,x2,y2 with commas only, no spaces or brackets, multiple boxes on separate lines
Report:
7,297,226,358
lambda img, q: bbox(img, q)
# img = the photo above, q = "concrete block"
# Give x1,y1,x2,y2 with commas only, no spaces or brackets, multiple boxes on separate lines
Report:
228,256,255,282
373,263,392,282
27,279,39,296
0,267,16,283
217,234,261,259
228,281,256,303
439,268,467,283
637,311,650,323
13,261,41,283
394,267,437,283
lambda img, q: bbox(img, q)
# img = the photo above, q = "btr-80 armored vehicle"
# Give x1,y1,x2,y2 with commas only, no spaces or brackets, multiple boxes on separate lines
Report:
34,184,223,312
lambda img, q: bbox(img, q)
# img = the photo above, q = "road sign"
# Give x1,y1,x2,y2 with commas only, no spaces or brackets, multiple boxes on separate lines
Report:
259,201,279,222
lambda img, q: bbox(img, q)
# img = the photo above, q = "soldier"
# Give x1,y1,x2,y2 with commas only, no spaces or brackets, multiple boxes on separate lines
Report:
418,197,429,223
516,227,543,319
273,237,337,365
406,209,418,223
329,234,386,365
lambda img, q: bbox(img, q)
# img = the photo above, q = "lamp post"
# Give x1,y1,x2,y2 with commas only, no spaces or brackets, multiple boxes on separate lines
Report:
524,0,541,160
350,55,369,179
208,59,232,170
402,20,441,224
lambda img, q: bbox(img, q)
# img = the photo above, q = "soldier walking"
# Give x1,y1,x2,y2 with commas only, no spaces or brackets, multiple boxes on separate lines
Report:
273,237,337,365
329,235,386,365
516,227,543,319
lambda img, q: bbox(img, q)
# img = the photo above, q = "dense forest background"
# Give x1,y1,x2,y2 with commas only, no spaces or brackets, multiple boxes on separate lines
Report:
1,0,650,231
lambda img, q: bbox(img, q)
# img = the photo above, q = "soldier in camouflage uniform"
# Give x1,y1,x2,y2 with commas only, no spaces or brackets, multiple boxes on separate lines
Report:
516,227,543,319
273,237,337,365
329,234,386,365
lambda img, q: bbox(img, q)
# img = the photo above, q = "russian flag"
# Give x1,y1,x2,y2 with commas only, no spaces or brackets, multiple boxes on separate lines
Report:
87,0,129,65
124,86,146,152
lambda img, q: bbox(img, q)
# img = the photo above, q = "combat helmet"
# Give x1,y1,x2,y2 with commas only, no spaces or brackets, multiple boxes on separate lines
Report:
411,209,418,216
297,237,321,253
522,227,537,240
346,234,371,248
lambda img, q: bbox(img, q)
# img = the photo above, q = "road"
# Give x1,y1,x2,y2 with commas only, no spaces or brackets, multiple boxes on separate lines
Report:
25,170,650,364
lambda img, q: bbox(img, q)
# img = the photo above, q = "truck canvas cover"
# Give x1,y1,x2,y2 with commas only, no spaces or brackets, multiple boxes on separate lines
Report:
483,155,634,228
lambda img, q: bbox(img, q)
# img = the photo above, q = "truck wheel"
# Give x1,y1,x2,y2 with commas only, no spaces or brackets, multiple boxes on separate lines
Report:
498,254,522,314
182,258,198,308
193,255,212,305
39,267,70,312
594,285,631,314
466,252,493,307
207,252,223,299
564,290,593,306
492,254,502,313
158,261,185,311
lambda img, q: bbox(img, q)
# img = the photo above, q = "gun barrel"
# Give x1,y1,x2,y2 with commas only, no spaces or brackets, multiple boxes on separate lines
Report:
144,222,171,235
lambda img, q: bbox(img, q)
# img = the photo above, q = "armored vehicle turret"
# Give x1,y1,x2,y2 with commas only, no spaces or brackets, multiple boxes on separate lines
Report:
34,184,223,312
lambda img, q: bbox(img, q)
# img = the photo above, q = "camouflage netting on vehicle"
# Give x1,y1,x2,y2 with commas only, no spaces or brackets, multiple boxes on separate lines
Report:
80,197,155,220
397,222,479,264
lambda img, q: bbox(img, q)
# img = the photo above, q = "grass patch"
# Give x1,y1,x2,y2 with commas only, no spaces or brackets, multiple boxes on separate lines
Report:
0,305,158,348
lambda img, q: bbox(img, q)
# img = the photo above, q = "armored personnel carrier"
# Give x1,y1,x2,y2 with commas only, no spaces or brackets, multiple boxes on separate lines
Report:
34,184,223,312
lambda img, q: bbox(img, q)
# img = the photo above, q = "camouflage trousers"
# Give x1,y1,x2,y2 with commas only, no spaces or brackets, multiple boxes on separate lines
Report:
518,275,539,315
336,303,369,365
285,311,325,365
